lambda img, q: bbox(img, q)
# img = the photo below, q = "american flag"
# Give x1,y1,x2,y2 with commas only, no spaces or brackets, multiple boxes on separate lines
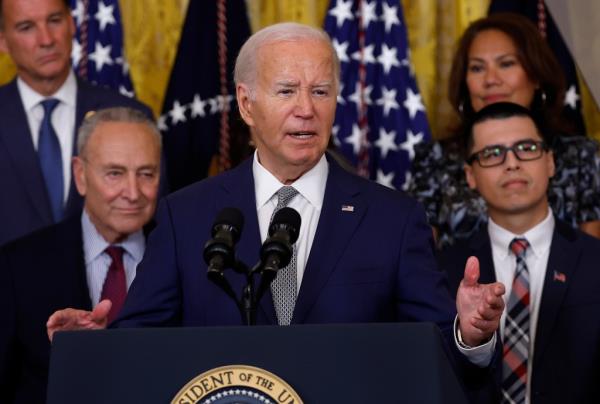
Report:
324,0,431,190
69,0,134,97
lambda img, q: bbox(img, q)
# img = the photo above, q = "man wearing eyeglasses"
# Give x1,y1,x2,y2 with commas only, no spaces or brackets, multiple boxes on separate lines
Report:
438,102,600,403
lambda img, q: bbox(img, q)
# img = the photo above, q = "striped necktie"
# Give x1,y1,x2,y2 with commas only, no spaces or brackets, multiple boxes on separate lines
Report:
270,186,299,325
502,237,531,404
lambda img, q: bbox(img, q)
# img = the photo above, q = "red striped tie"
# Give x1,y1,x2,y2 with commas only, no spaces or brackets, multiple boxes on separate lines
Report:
502,238,530,403
100,246,127,324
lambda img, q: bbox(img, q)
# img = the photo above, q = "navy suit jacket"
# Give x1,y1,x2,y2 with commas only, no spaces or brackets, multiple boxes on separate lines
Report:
438,220,600,403
0,78,152,246
116,155,457,329
0,216,91,404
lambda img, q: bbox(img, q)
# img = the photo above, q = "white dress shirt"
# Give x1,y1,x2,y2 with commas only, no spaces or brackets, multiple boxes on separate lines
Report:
81,210,145,306
253,151,328,288
17,71,77,203
488,209,554,403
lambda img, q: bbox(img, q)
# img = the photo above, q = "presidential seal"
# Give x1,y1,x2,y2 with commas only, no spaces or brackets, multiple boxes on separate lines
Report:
171,365,303,404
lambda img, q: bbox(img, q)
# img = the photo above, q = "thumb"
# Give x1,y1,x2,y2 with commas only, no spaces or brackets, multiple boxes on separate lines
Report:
462,256,480,287
91,299,112,323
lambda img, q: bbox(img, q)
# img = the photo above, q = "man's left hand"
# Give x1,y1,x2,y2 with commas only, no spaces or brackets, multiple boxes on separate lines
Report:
456,256,505,346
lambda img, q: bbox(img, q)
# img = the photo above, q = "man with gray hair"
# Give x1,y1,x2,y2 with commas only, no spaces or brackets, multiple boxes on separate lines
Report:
0,107,161,404
49,23,505,393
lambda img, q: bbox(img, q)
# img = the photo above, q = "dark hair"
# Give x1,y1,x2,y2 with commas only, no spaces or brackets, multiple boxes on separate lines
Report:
0,0,70,29
448,13,567,135
464,102,551,158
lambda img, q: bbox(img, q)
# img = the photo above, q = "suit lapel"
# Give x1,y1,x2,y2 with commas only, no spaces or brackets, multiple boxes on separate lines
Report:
533,222,578,362
292,159,367,324
0,80,53,223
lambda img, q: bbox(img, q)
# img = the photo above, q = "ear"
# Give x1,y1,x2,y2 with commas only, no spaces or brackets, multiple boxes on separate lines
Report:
464,163,477,190
236,83,255,127
72,156,87,197
0,30,8,54
546,150,555,178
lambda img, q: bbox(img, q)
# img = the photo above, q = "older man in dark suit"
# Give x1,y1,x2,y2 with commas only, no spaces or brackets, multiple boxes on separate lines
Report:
0,107,161,404
439,102,600,403
0,0,152,245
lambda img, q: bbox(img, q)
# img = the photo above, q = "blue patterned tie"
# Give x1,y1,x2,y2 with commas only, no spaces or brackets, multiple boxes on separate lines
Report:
270,186,299,325
38,98,64,221
502,238,531,404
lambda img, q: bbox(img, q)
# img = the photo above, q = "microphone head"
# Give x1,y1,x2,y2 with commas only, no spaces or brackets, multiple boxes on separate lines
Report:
212,207,244,242
269,207,301,243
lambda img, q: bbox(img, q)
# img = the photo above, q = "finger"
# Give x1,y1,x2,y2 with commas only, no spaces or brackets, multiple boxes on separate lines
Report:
470,317,497,336
90,299,111,327
462,256,480,287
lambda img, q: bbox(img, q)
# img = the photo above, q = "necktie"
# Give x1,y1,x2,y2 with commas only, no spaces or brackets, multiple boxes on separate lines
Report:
37,98,64,222
502,238,531,404
100,246,127,324
270,186,299,325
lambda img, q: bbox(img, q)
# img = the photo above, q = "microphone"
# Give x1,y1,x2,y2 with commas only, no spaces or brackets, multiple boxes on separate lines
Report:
260,207,302,274
203,207,244,274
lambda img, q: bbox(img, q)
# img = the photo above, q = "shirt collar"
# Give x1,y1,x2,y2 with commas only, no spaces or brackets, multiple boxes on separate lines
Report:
488,208,555,259
17,70,77,111
81,209,145,265
252,151,328,210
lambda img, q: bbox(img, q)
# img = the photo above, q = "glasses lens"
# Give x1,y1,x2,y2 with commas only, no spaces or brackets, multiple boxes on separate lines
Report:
477,146,506,167
514,141,543,161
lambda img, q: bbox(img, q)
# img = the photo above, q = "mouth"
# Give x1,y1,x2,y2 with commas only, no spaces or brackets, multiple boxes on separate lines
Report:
287,131,317,140
501,178,528,189
483,94,508,104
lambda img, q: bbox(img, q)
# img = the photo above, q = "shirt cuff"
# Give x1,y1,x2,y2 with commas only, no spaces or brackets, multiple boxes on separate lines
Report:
453,315,495,367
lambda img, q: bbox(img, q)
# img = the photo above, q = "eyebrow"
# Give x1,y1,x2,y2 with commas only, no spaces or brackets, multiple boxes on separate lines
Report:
468,53,518,63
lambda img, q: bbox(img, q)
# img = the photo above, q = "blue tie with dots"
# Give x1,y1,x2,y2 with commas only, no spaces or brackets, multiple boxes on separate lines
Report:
38,98,64,222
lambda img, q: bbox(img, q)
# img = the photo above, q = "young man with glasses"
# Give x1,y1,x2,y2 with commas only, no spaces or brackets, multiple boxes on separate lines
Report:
438,102,600,403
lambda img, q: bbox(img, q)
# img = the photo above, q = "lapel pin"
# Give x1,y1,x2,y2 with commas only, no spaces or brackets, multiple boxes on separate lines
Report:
341,205,354,212
553,270,566,283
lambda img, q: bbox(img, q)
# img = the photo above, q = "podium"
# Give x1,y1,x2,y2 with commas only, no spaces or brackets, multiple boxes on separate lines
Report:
47,322,468,403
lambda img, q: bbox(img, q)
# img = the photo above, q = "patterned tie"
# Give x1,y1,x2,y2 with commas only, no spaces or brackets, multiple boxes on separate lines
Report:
37,98,64,222
502,238,531,404
100,246,127,324
270,186,299,325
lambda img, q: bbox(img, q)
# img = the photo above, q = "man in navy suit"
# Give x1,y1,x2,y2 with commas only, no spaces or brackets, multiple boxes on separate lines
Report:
0,107,162,404
438,102,600,403
0,0,152,246
48,23,506,383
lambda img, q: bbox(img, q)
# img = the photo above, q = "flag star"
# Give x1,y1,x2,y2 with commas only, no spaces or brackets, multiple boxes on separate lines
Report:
360,0,378,29
332,39,350,63
157,115,168,131
401,171,412,191
403,88,425,119
348,82,373,109
328,0,354,28
351,44,376,64
88,41,113,71
564,84,580,109
377,169,395,189
381,2,401,33
119,85,134,98
376,87,399,116
375,128,398,158
332,124,341,146
94,1,116,32
208,97,220,114
115,56,130,75
190,94,207,117
377,44,400,74
169,100,187,124
71,0,85,26
400,129,424,160
337,83,345,105
71,39,82,67
345,124,366,155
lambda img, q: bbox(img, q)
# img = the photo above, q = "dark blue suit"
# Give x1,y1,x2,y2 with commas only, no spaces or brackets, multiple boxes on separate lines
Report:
438,221,600,403
0,78,152,246
116,155,456,328
0,216,91,404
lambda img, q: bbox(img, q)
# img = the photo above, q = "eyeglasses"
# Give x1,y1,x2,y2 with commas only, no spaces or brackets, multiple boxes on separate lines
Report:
466,140,548,168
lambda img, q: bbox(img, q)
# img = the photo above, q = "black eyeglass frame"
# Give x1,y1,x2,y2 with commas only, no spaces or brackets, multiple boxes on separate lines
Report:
466,140,549,167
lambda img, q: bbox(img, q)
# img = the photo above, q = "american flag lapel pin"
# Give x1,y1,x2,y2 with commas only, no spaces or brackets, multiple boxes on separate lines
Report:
553,270,566,283
341,205,354,212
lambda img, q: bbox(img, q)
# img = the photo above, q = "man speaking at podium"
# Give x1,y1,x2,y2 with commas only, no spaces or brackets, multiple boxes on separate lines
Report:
48,22,505,389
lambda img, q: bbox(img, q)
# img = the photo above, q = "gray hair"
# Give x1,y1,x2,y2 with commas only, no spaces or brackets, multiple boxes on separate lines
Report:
77,107,162,157
234,22,340,96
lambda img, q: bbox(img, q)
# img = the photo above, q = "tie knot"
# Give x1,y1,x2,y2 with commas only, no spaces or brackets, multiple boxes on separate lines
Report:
275,186,299,209
40,98,60,115
510,238,529,257
105,245,124,263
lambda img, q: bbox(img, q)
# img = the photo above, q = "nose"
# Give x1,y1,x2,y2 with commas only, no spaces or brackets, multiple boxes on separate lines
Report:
37,24,55,47
294,89,315,119
484,67,501,87
122,173,140,201
504,149,521,171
